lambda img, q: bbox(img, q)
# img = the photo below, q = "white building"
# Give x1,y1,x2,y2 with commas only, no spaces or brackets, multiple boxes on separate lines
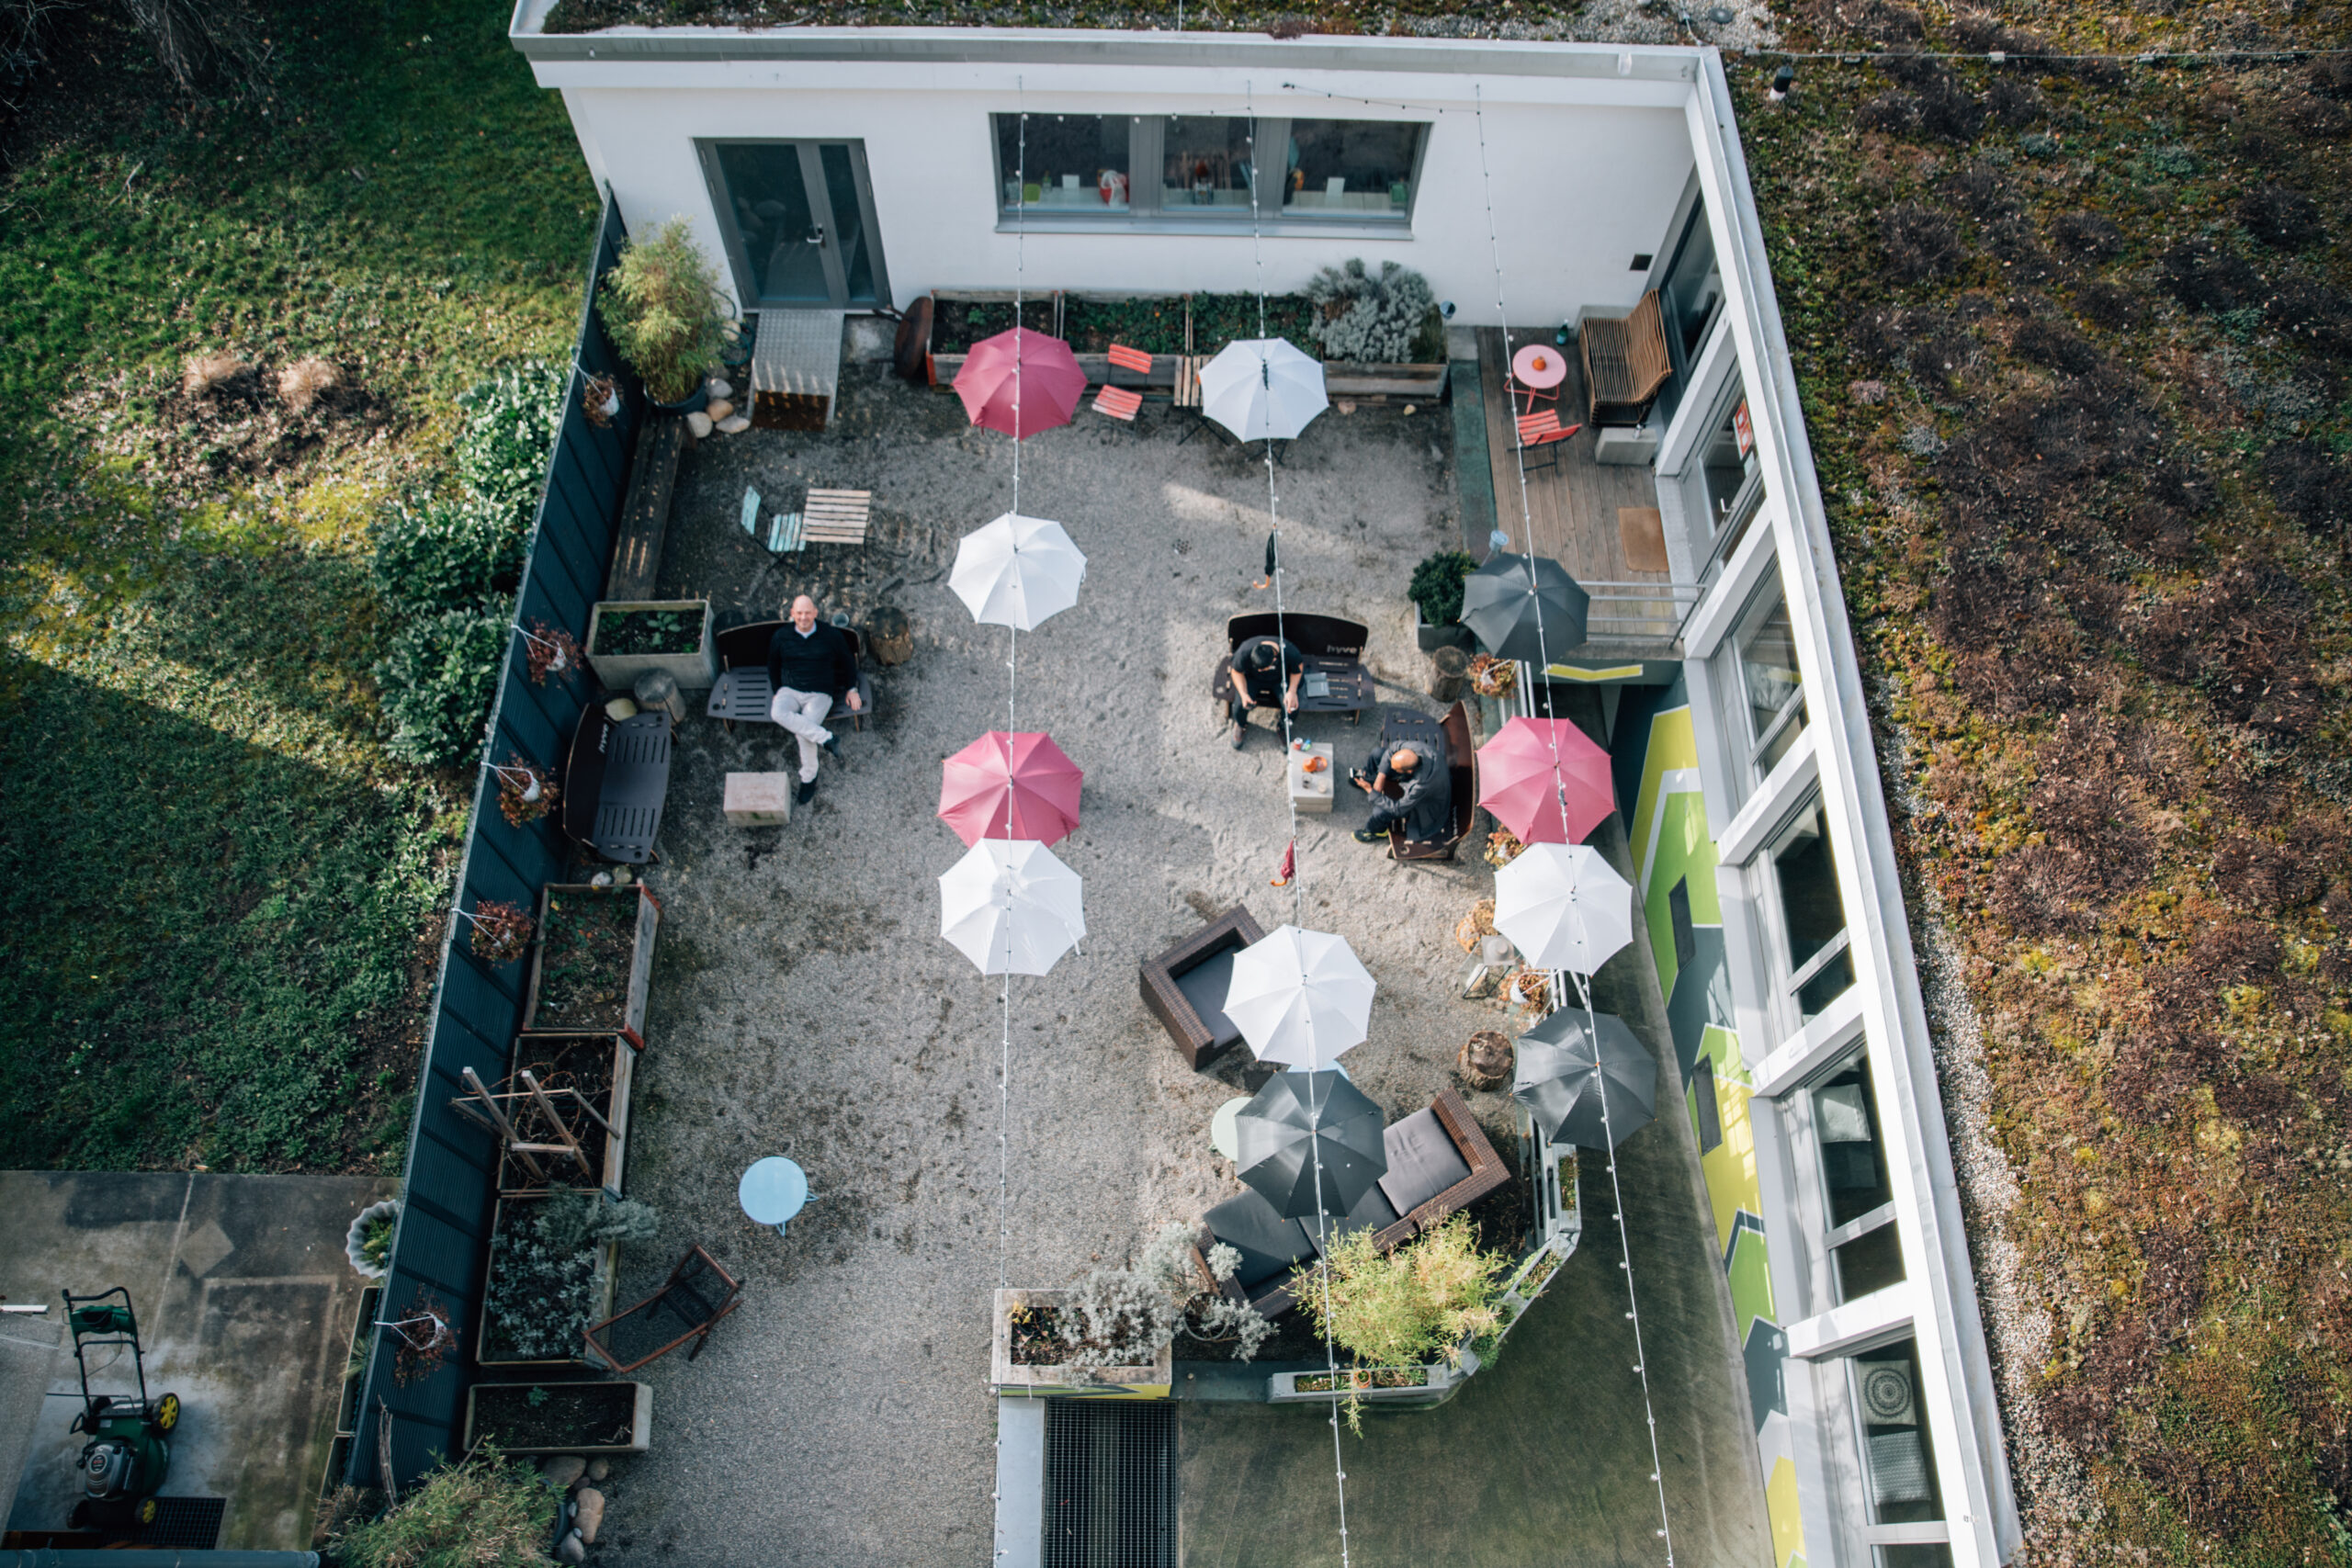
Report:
510,14,2020,1568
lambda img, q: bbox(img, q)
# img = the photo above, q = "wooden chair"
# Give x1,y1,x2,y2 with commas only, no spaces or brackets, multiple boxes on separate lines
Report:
1093,385,1144,422
1577,289,1673,427
562,705,673,864
1106,344,1154,377
581,1246,741,1372
799,489,871,547
713,619,876,732
1514,410,1583,474
1138,904,1267,1069
1383,702,1477,863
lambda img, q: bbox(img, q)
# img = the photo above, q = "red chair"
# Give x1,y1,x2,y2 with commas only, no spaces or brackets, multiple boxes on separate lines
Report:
1515,410,1582,472
1105,344,1154,376
1094,385,1143,421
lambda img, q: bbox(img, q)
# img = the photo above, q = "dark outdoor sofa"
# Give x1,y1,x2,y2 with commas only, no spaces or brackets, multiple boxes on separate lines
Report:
1199,1088,1509,1318
1140,904,1268,1070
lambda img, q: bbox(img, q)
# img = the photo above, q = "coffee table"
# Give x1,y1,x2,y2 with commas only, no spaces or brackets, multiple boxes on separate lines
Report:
739,1156,811,1237
1510,342,1569,413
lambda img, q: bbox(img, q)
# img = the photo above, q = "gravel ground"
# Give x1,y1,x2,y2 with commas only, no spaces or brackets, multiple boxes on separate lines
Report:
591,366,1530,1568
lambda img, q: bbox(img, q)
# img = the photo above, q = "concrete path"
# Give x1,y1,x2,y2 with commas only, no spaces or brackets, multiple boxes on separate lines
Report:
0,1170,391,1550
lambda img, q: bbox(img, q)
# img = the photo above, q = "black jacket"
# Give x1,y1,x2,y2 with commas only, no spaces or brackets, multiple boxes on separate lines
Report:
767,623,856,700
1365,737,1453,840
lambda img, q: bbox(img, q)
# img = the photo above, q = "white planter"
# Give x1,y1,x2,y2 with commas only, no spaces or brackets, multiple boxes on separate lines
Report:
345,1199,401,1280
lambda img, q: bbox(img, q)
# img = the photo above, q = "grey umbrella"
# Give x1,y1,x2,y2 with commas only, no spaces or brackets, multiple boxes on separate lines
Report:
1512,1009,1657,1150
1235,1070,1388,1219
1461,551,1590,663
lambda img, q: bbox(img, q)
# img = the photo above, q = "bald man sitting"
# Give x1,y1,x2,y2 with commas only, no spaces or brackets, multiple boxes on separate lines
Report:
767,594,861,805
1350,734,1452,846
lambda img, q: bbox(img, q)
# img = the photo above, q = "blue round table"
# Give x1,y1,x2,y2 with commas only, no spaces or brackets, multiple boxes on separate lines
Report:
739,1156,811,1237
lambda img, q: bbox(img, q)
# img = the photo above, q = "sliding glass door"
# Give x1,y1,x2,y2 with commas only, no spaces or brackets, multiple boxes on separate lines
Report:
699,140,888,310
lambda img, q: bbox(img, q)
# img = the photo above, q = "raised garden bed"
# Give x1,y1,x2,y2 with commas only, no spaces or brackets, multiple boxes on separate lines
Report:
461,1380,651,1456
475,1190,622,1371
989,1287,1172,1398
496,1032,637,1198
585,598,715,692
1269,1362,1462,1405
522,884,661,1043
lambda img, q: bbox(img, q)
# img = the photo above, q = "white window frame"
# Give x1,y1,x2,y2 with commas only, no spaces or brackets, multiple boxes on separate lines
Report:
1748,791,1854,1040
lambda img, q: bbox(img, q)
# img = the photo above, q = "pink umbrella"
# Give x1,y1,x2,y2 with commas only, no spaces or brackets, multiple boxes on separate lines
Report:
939,731,1083,847
1476,716,1614,845
952,328,1086,440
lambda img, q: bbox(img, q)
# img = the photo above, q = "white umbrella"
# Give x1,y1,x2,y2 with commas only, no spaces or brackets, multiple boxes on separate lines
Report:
1223,925,1375,1071
1197,338,1329,443
938,839,1085,976
1493,843,1635,976
949,513,1087,631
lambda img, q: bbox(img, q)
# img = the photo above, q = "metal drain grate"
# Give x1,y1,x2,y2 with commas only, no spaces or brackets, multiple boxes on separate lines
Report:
1042,1401,1176,1568
138,1495,225,1550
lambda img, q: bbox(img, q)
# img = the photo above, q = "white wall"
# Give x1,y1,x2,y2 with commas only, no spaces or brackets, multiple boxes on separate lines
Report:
541,69,1692,326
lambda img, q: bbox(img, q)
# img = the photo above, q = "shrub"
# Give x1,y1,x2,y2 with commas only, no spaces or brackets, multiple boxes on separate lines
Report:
2238,186,2324,251
598,219,728,403
1057,1222,1272,1367
456,362,564,531
1291,1210,1508,1371
368,497,524,618
1306,258,1439,363
1408,549,1476,626
1880,203,1965,283
377,608,504,768
276,355,343,412
331,1445,550,1568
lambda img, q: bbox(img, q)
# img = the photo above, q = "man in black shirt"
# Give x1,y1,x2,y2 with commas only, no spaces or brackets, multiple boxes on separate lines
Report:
767,594,861,804
1224,634,1303,750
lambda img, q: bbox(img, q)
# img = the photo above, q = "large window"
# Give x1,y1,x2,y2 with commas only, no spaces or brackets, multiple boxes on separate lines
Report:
1768,798,1854,1021
1728,575,1807,783
1849,1337,1953,1566
993,114,1426,227
1699,377,1765,544
1809,1055,1904,1303
1652,197,1724,430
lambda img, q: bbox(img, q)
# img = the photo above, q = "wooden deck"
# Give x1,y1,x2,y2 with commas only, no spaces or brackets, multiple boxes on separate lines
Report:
1476,328,1687,657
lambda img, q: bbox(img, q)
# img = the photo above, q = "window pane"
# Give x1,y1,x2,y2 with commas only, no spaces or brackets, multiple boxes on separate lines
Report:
1796,945,1857,1020
715,144,826,305
818,144,875,305
1811,1059,1891,1229
1283,119,1423,217
1833,1219,1905,1302
996,114,1130,212
1737,587,1802,763
1852,1338,1945,1526
1664,207,1723,360
1772,802,1846,974
1162,116,1258,213
1877,1548,1955,1568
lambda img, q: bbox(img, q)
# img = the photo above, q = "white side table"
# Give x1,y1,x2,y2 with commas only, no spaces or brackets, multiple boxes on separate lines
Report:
1286,742,1334,815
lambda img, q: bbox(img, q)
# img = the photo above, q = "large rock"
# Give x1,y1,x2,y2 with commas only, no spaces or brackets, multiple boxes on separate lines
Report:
586,1458,611,1483
686,411,715,439
706,398,735,423
573,1487,606,1545
540,1455,587,1491
556,1527,587,1563
715,414,751,435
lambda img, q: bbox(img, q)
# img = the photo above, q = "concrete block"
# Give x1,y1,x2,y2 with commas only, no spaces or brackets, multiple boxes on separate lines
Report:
724,772,793,826
1594,424,1659,466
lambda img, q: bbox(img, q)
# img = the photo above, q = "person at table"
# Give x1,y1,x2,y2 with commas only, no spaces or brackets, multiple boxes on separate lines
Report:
1350,737,1451,845
1226,634,1303,749
768,594,861,805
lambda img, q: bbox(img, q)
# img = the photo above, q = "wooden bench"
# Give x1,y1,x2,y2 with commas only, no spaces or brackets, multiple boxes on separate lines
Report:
1578,289,1673,428
799,489,872,547
606,413,695,599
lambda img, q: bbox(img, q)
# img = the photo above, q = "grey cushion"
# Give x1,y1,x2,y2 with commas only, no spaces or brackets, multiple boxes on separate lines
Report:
1376,1108,1474,1218
1173,946,1243,1050
1204,1191,1317,1292
1304,1181,1402,1259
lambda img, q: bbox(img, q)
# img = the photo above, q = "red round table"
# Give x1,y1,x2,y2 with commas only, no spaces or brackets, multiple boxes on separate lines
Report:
1510,343,1568,412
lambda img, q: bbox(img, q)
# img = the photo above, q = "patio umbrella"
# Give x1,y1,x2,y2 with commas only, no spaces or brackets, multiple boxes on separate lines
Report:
1197,338,1329,443
1461,551,1589,663
1492,842,1634,976
952,327,1087,440
938,731,1083,847
937,839,1085,976
1476,716,1615,845
1513,1009,1657,1150
1224,925,1376,1071
1235,1069,1388,1220
949,513,1088,630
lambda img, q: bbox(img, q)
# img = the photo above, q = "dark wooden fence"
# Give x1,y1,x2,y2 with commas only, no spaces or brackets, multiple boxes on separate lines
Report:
345,192,639,1489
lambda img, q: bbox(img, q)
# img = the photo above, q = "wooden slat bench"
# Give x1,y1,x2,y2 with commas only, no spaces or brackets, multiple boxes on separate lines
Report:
1577,289,1673,428
799,489,872,547
606,413,695,599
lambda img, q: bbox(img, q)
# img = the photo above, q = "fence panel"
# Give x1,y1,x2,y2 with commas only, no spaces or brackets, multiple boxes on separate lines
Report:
345,191,638,1492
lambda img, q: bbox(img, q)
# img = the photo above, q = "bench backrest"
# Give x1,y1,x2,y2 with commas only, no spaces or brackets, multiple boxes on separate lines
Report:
1225,611,1369,660
716,619,864,671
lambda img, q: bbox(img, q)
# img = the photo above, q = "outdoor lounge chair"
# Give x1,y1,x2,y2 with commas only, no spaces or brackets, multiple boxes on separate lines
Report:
562,705,673,864
711,618,876,733
581,1245,741,1372
1513,410,1582,475
1201,1089,1510,1318
1380,702,1477,863
1577,290,1673,428
1140,903,1267,1069
1210,613,1374,728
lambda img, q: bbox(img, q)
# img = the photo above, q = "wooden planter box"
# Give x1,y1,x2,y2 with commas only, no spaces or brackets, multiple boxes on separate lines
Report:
475,1191,621,1372
989,1289,1172,1399
1269,1362,1464,1406
462,1380,652,1456
313,1284,380,1502
586,599,715,693
521,884,661,1044
498,1032,637,1199
1322,360,1449,400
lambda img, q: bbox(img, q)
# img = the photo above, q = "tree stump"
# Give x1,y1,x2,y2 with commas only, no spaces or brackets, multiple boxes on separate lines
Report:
1429,644,1469,703
1458,1030,1514,1092
866,606,914,666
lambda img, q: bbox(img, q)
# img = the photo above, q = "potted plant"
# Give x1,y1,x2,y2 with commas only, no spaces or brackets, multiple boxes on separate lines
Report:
476,1187,657,1372
346,1199,401,1280
462,1380,653,1457
1279,1212,1511,1427
597,219,729,411
991,1224,1267,1396
1410,549,1477,652
584,599,716,692
461,898,535,966
522,883,662,1043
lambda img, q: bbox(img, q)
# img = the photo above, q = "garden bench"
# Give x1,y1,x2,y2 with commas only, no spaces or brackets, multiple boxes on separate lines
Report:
710,618,876,733
1577,289,1672,428
562,705,673,864
1208,613,1373,728
1381,702,1477,863
1139,903,1268,1070
605,413,695,600
1198,1089,1509,1319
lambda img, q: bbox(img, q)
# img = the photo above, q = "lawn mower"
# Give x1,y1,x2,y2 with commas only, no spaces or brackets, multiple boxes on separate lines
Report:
60,1287,179,1530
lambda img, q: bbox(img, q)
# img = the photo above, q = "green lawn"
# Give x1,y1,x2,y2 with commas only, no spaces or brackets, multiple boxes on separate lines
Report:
0,0,594,1169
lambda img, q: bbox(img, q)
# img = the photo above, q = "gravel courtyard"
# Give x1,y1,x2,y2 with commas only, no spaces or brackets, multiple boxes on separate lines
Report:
588,365,1528,1567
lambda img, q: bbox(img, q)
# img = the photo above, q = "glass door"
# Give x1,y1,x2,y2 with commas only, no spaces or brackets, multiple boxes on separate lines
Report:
699,140,888,310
